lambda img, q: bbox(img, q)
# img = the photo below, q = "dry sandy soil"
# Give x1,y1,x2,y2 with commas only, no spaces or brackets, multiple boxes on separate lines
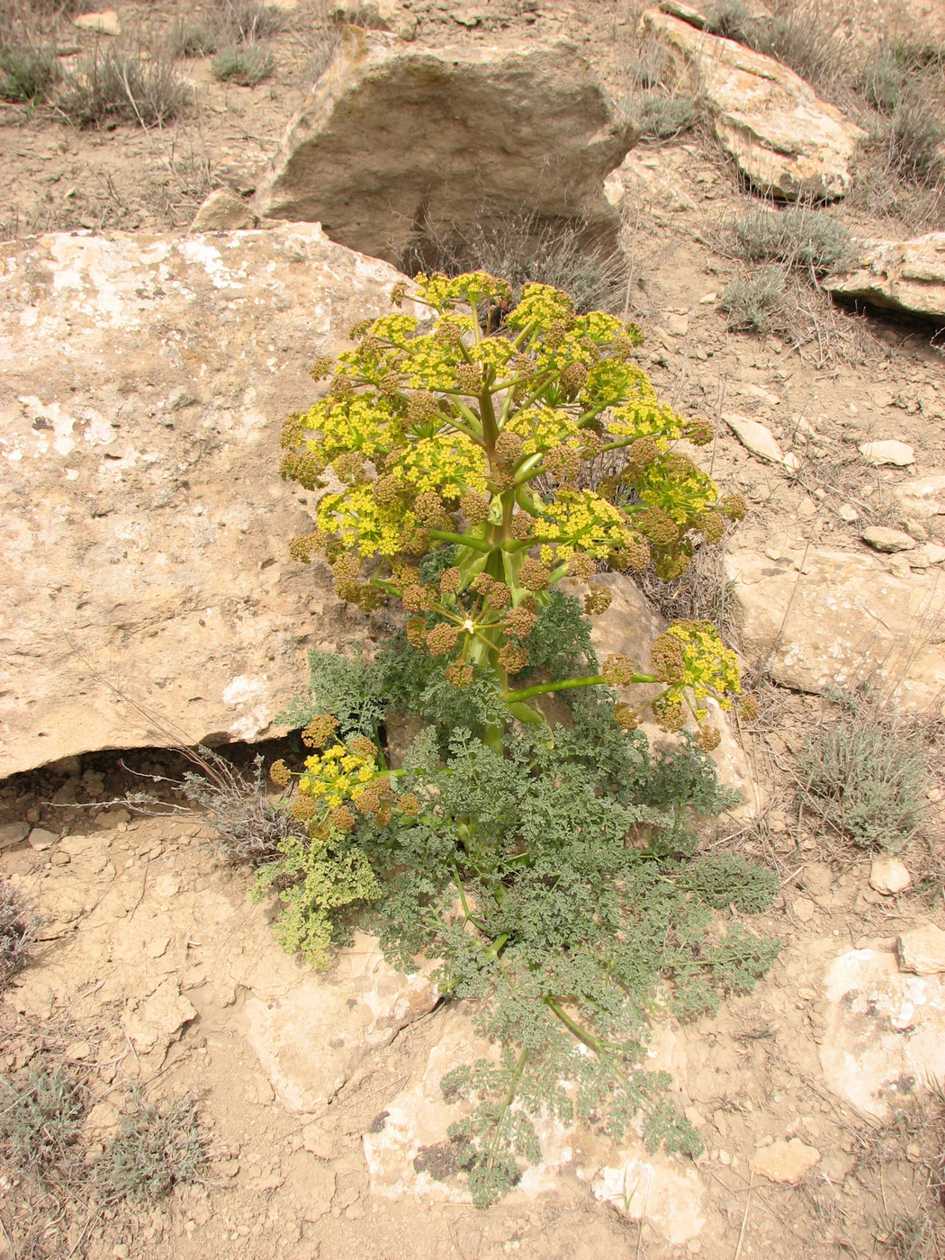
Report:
2,0,945,1257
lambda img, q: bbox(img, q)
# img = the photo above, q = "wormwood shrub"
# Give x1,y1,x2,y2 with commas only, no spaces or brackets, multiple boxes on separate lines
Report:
0,881,38,989
797,717,927,852
720,266,788,333
727,206,852,276
0,45,59,102
0,1067,85,1176
211,43,274,85
267,271,779,1203
57,47,191,127
95,1093,207,1204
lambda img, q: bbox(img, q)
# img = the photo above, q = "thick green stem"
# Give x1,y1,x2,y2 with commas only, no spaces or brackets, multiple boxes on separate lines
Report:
504,672,657,703
428,528,492,553
543,997,604,1054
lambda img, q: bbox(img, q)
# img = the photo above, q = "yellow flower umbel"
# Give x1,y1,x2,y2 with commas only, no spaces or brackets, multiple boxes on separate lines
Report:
648,620,741,732
298,741,381,814
279,268,744,721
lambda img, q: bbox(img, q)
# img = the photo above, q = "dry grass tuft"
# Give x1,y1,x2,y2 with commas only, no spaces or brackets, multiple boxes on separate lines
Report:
55,46,192,127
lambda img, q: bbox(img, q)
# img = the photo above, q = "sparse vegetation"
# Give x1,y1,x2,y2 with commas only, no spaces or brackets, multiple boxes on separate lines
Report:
720,265,788,332
402,209,630,313
0,881,38,989
726,206,853,276
884,96,945,187
0,44,59,102
638,92,698,140
211,43,274,86
96,1093,208,1204
56,47,192,127
796,712,927,852
0,1067,85,1176
706,0,755,43
166,18,222,59
218,0,286,42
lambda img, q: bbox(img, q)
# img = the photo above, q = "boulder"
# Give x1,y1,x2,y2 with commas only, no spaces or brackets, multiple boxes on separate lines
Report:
73,9,120,35
893,473,945,536
255,37,635,265
725,547,945,716
858,439,914,468
861,526,915,554
820,946,945,1118
824,232,945,322
0,225,421,779
641,10,865,200
869,856,911,895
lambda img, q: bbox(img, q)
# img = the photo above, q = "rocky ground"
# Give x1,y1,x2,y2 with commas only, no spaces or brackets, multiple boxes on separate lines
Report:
2,0,945,1256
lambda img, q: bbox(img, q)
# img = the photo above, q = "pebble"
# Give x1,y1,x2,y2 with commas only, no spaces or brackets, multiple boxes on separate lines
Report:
858,439,915,467
751,1138,820,1184
897,925,945,976
27,827,57,851
861,526,915,553
724,414,783,463
792,897,815,922
837,503,858,522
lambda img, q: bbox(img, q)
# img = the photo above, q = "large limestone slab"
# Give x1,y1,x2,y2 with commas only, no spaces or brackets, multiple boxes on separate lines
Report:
255,38,635,265
824,232,945,322
0,225,417,779
363,1006,705,1246
726,547,945,715
642,10,865,200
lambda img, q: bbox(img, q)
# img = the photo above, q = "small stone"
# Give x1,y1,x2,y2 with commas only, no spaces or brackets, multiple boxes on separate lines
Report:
50,851,71,866
191,189,256,233
792,897,815,922
73,9,120,34
897,925,945,976
717,1149,732,1165
909,543,945,568
665,311,690,336
751,1138,820,1184
858,440,915,467
27,827,57,851
65,1040,91,1061
783,452,800,472
724,414,783,463
837,503,859,523
0,820,29,849
861,526,915,553
869,856,911,895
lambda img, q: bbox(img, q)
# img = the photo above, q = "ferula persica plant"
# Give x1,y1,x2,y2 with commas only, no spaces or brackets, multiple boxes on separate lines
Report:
269,272,777,1206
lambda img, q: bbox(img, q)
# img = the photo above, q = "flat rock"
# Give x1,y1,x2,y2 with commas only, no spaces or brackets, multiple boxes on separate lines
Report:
190,188,256,232
897,925,945,976
869,856,911,895
723,413,783,463
0,225,420,778
725,547,945,716
820,947,945,1118
584,574,764,817
255,38,634,265
642,9,864,200
73,9,120,34
824,232,945,321
27,828,57,851
861,526,915,553
122,978,196,1058
0,821,30,849
243,932,438,1112
751,1137,820,1184
859,439,915,467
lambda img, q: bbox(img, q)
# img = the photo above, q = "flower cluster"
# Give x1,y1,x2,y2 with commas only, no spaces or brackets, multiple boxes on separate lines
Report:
280,269,743,712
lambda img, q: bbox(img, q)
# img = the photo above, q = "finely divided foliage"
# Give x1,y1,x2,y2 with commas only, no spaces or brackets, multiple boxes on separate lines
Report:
268,272,777,1203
